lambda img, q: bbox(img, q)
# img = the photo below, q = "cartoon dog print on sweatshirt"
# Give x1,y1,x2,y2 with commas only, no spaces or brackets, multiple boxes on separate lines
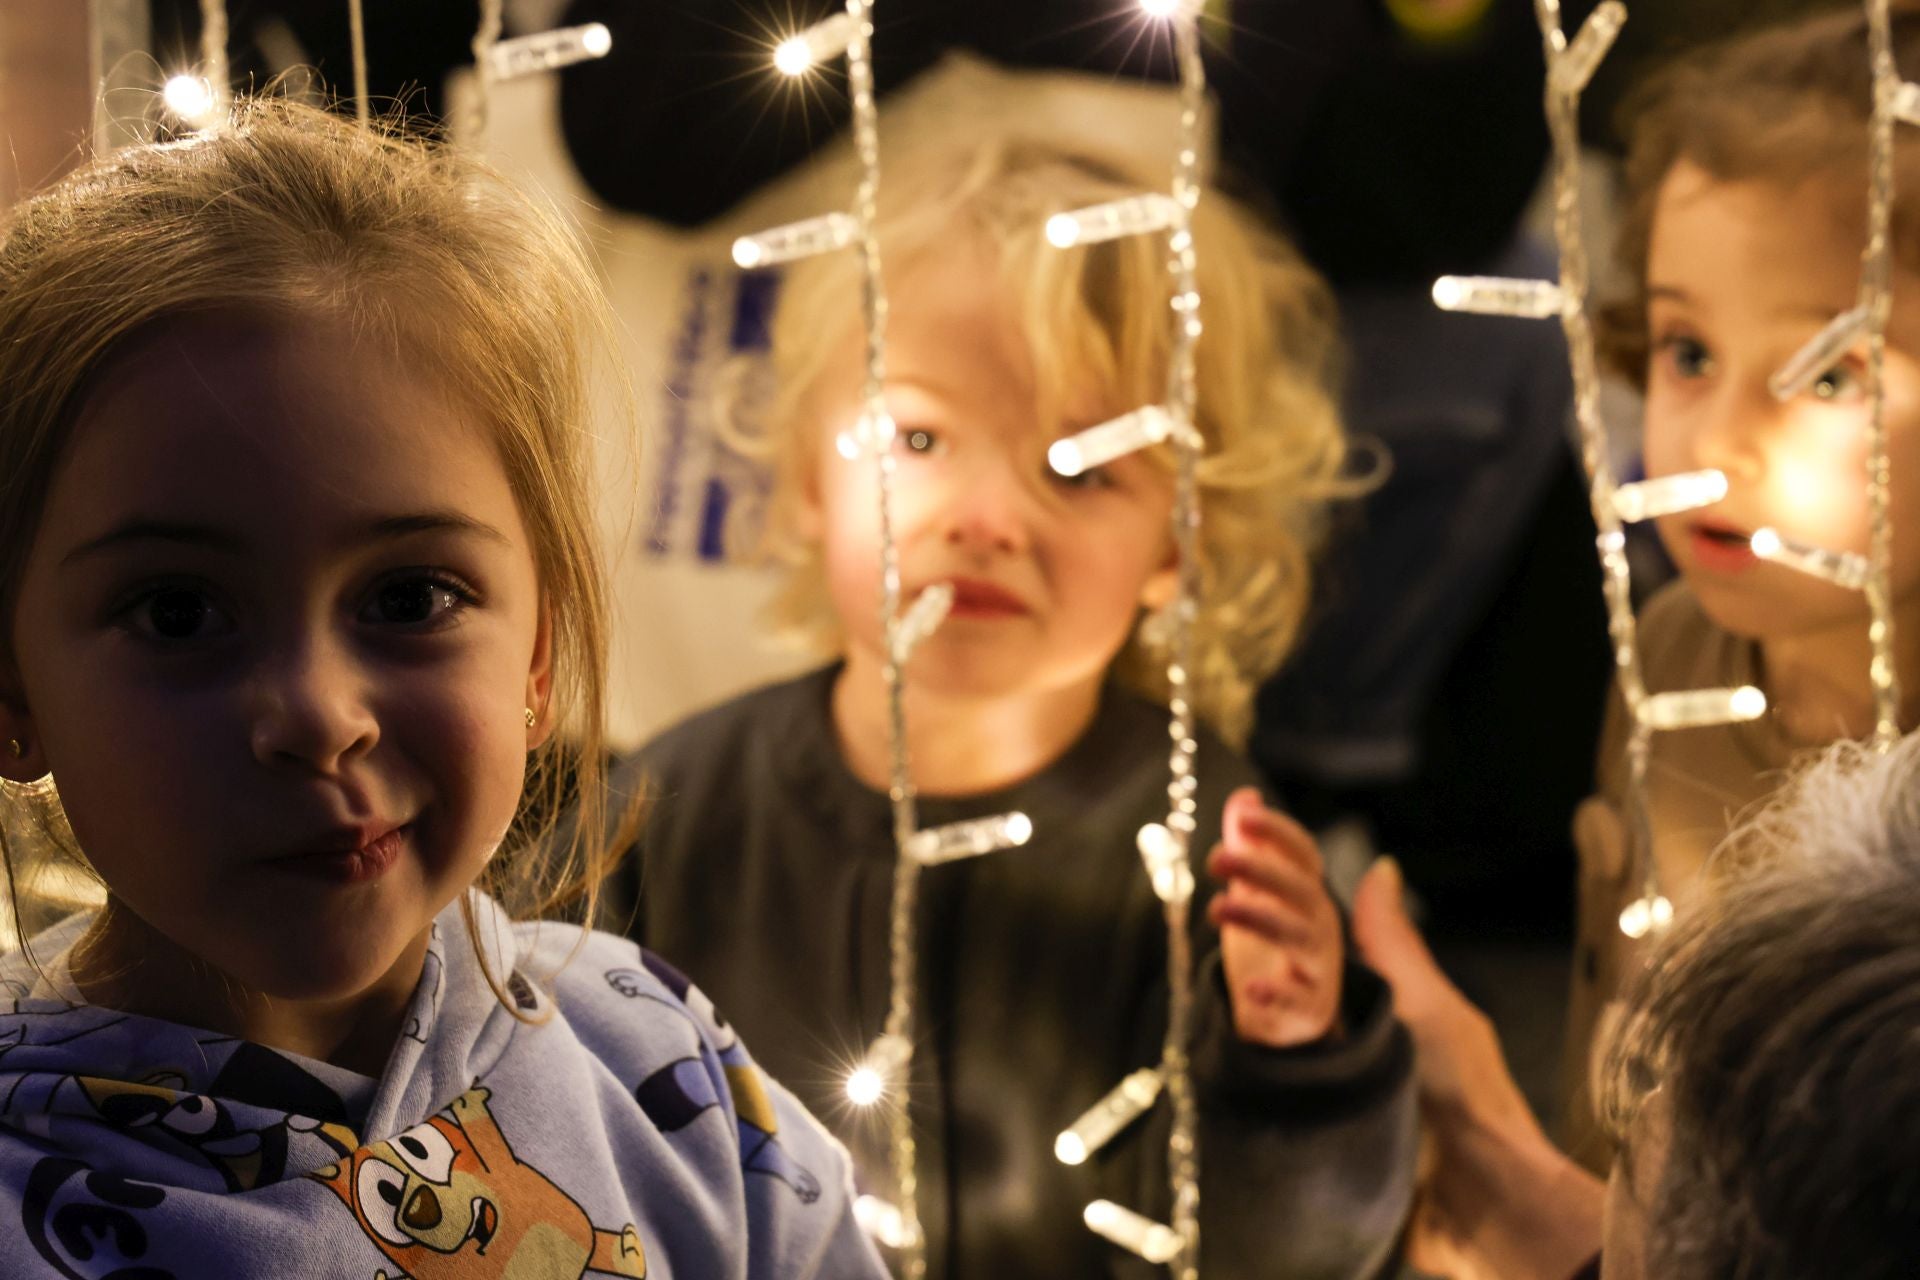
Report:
311,1087,646,1280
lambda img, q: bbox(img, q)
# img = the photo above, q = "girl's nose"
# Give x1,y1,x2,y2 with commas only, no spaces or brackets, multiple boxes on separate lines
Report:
1687,381,1767,483
247,634,379,776
941,461,1033,556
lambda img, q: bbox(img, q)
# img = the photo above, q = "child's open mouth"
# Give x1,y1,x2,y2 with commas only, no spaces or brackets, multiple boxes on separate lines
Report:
1687,521,1759,573
946,578,1029,618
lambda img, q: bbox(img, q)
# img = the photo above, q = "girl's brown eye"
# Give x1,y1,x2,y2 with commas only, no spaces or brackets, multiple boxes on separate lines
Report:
147,589,209,639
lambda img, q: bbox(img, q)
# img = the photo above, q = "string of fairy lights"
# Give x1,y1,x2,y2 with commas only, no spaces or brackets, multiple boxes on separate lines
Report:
1434,0,1904,940
118,0,1906,1270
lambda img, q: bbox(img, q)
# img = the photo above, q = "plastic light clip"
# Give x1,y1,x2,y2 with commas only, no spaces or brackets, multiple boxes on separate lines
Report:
775,13,856,75
488,23,612,80
1637,685,1768,731
1770,305,1871,401
1430,275,1565,319
1045,194,1181,249
892,583,955,663
732,212,859,269
1610,469,1727,523
1054,1068,1165,1166
1136,822,1195,905
1083,1201,1182,1264
905,812,1035,866
1749,528,1870,590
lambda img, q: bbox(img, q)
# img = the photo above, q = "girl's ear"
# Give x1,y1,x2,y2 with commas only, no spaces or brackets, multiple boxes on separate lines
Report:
0,677,45,784
1139,550,1180,612
794,453,826,543
524,601,556,750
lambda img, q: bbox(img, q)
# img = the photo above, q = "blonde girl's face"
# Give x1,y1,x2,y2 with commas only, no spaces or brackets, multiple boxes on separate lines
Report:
801,249,1178,705
5,314,551,1005
1641,160,1920,640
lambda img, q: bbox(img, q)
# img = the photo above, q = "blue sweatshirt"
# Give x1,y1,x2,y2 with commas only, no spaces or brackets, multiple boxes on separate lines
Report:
0,893,889,1280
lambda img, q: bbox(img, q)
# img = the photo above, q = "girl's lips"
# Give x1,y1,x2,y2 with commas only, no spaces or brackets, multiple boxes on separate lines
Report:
1687,521,1758,574
944,578,1029,618
274,826,408,885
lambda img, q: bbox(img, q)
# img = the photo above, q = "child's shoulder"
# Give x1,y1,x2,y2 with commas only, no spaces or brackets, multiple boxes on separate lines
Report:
514,923,738,1054
631,665,837,780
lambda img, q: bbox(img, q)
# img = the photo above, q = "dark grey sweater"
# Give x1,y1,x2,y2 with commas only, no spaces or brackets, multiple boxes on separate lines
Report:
602,665,1416,1279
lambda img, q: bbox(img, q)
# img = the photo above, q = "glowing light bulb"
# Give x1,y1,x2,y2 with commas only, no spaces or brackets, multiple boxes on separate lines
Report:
893,583,955,663
732,212,858,269
1055,1068,1163,1166
774,13,856,76
1749,527,1870,590
905,812,1034,866
1896,79,1920,127
1431,275,1565,319
1619,893,1674,940
1140,0,1185,16
1610,470,1727,524
854,1195,920,1249
488,23,613,79
846,1033,912,1106
1637,686,1768,731
1770,306,1870,401
1048,406,1184,477
1044,195,1180,249
1136,822,1195,905
162,74,216,124
1083,1201,1182,1263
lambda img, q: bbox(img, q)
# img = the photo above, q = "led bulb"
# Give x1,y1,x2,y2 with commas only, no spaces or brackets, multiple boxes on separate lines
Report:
1770,306,1870,402
162,74,217,124
853,1195,921,1249
1749,528,1870,590
774,13,856,76
893,583,955,663
846,1033,912,1106
488,23,613,79
1048,406,1182,477
1619,893,1674,940
1083,1201,1182,1264
1895,79,1920,127
1054,1068,1163,1166
904,812,1034,866
1140,0,1185,15
732,212,858,269
1637,686,1768,731
1431,275,1565,319
1045,195,1180,249
1136,822,1195,905
1551,1,1626,95
1610,470,1727,524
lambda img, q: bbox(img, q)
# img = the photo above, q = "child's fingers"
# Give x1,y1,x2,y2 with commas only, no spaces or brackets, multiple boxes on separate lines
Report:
1222,788,1324,879
1207,845,1327,915
1207,891,1331,958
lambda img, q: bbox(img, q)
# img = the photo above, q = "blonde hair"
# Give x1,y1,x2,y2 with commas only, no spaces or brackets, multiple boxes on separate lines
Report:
0,98,635,1014
736,140,1348,744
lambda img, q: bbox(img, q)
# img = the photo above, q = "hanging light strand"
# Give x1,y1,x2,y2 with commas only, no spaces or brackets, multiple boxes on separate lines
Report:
1862,0,1903,748
837,0,930,1272
467,0,505,140
199,0,230,117
347,0,370,123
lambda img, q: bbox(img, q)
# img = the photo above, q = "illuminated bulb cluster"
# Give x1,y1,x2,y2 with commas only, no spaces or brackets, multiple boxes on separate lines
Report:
1618,893,1674,941
1054,1068,1164,1166
1045,195,1180,249
854,1194,921,1250
487,22,613,79
1135,822,1196,905
732,212,860,270
903,812,1035,867
1637,686,1767,732
1431,275,1565,320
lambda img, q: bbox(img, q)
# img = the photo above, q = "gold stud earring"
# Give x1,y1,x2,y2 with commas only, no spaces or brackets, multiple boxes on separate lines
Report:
524,707,536,729
5,738,23,759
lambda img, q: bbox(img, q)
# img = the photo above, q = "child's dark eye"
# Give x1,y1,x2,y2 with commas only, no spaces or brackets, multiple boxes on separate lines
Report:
1812,364,1863,401
1657,335,1714,380
361,573,477,629
895,426,945,458
1050,465,1116,491
120,585,231,644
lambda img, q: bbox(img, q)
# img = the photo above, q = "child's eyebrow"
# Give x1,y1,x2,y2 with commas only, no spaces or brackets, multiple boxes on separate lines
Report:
61,511,511,565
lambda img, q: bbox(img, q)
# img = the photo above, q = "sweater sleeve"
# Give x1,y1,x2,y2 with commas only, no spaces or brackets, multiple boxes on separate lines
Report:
1184,950,1418,1278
